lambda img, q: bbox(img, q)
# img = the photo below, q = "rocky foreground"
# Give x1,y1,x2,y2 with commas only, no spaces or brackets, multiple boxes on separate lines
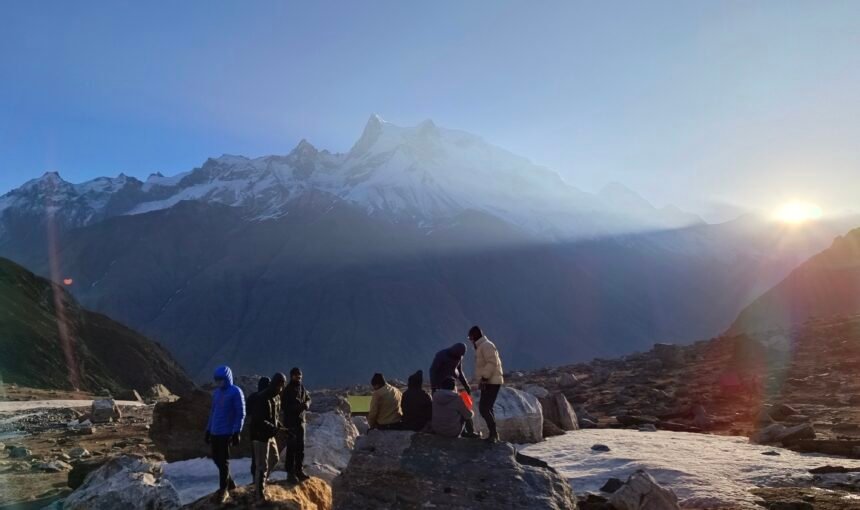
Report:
3,314,860,509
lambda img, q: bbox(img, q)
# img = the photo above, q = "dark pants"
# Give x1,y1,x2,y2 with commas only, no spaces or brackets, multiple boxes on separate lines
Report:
285,424,305,475
480,384,501,439
210,435,233,491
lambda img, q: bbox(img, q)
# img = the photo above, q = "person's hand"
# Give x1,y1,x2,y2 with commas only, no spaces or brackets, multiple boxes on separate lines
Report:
230,433,240,446
204,431,211,445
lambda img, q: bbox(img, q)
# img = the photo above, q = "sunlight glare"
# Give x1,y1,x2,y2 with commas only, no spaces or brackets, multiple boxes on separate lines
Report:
774,201,823,224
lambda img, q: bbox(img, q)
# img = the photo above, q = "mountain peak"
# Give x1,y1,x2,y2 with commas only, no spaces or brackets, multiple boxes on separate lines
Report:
291,138,318,156
350,114,388,155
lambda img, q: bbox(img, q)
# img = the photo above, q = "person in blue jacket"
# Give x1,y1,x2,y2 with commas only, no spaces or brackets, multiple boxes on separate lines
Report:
204,365,246,503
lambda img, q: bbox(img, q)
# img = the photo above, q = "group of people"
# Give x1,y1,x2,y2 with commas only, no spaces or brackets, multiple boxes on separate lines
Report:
365,326,505,441
202,325,504,503
203,366,310,503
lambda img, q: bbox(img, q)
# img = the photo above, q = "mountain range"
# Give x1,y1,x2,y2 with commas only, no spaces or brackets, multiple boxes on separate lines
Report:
1,116,857,386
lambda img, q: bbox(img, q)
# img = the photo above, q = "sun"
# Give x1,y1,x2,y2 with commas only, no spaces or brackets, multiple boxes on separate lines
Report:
774,201,823,224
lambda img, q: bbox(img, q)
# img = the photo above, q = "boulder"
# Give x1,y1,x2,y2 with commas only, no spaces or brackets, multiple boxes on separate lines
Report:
539,392,579,431
151,389,243,461
608,470,680,510
91,399,122,424
64,455,181,510
751,423,815,445
69,457,111,489
351,416,369,436
691,404,714,430
523,385,550,399
69,447,91,459
471,386,543,444
543,419,565,437
332,430,577,509
600,477,624,494
182,477,332,509
559,372,579,387
37,460,73,472
147,384,178,402
591,444,611,452
285,411,359,483
9,446,32,458
310,393,352,415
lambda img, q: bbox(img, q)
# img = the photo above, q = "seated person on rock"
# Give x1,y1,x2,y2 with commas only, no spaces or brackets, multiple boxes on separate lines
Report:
431,377,474,438
367,372,403,430
401,370,432,432
429,342,480,438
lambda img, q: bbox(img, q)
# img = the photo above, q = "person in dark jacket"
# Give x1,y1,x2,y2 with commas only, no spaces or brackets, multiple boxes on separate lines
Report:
249,373,286,501
204,365,246,504
281,367,311,483
401,370,432,431
246,376,271,478
429,343,480,438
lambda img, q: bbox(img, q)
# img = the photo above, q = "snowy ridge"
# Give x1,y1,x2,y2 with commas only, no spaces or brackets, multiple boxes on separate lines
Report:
0,115,704,238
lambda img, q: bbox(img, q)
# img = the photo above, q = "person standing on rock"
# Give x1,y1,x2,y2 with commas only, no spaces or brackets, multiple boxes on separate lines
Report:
204,365,246,503
431,377,474,437
401,370,433,431
469,326,504,443
282,367,311,483
429,343,480,438
246,376,271,478
249,372,286,501
367,373,403,430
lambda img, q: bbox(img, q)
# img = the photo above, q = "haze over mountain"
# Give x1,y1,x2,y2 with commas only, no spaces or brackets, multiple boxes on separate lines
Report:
731,227,860,335
1,118,857,386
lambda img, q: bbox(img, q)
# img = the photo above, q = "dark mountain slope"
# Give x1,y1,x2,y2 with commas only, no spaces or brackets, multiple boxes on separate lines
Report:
731,227,860,334
0,257,192,393
3,198,844,387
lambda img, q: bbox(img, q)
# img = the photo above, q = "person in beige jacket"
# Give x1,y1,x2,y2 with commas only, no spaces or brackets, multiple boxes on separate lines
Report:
367,373,403,430
469,325,504,442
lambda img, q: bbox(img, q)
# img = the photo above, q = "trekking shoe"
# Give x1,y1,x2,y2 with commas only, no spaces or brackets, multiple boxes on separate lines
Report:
484,434,499,444
226,477,237,490
296,470,310,481
213,489,230,504
461,431,481,439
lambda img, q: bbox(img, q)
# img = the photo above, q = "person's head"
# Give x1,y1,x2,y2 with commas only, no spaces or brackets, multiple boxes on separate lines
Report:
257,376,271,393
213,365,233,389
290,367,302,384
271,372,287,393
468,326,483,343
449,343,467,359
407,370,423,389
440,377,456,391
371,373,386,389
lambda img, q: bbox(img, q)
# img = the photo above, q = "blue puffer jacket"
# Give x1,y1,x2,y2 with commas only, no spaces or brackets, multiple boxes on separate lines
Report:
206,365,246,436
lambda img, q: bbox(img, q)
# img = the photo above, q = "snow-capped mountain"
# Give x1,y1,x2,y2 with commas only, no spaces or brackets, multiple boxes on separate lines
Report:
0,115,702,240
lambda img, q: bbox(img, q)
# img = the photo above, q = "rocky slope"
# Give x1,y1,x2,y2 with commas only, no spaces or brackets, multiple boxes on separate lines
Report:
0,256,192,393
511,313,860,455
731,227,860,334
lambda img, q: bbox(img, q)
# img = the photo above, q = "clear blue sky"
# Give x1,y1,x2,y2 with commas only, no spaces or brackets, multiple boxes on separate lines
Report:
2,1,859,220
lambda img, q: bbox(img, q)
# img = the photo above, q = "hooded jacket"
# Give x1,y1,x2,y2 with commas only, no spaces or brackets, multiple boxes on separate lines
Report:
248,385,281,441
431,389,473,438
401,370,432,432
281,380,311,428
206,365,246,436
367,383,403,429
474,336,504,385
430,343,470,392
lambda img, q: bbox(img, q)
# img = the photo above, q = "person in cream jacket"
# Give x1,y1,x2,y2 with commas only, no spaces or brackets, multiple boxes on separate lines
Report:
469,326,504,442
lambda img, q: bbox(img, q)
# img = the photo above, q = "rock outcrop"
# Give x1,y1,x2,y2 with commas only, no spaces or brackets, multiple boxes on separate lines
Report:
282,411,359,482
181,477,332,509
539,392,579,431
90,398,122,423
151,389,227,461
471,386,543,443
63,455,181,510
332,430,576,509
608,470,680,510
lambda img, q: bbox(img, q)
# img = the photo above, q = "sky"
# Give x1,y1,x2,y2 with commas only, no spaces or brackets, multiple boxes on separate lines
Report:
2,1,859,222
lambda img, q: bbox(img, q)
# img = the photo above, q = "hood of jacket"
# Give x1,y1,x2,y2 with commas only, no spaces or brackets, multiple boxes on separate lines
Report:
214,365,234,387
407,370,424,388
448,343,467,359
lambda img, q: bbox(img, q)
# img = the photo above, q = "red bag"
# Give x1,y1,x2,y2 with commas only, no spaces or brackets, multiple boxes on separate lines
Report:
459,390,473,411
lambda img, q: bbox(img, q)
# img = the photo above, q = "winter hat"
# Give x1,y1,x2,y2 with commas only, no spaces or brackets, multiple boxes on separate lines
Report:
371,373,386,387
257,376,271,392
407,370,423,388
